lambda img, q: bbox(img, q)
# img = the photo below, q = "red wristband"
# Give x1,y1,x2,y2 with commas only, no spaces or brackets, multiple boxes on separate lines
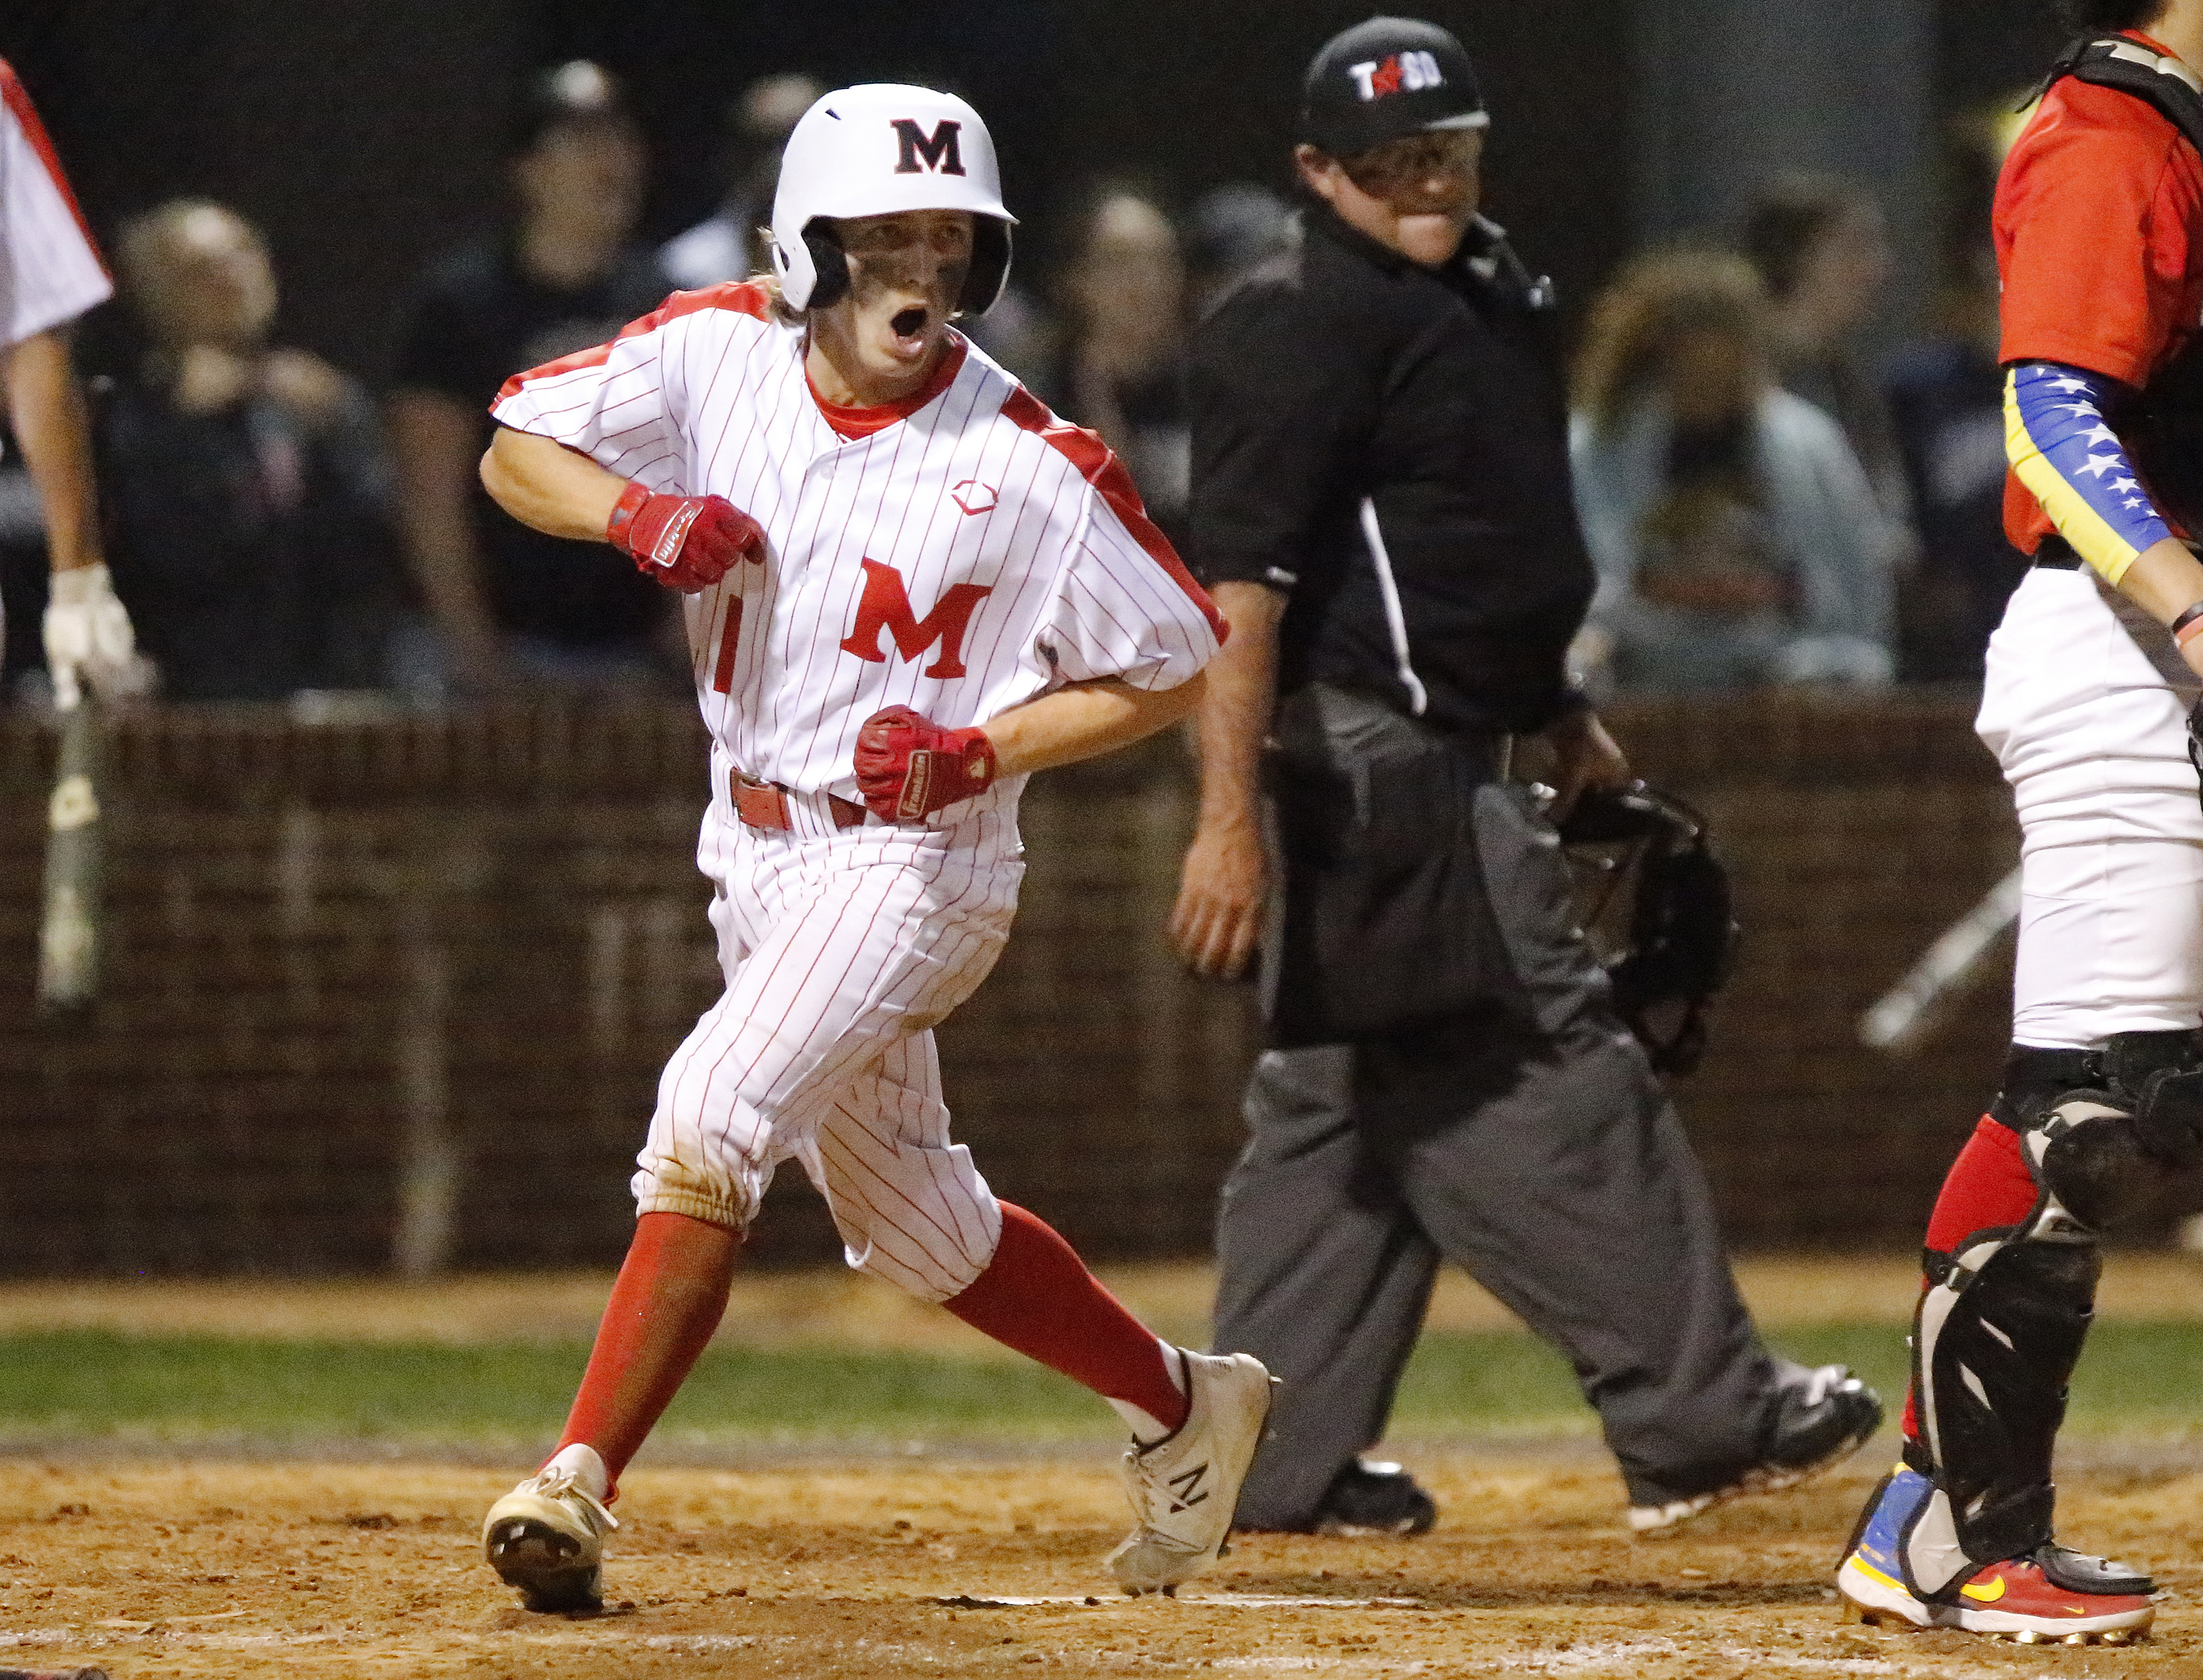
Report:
605,480,654,557
2175,599,2203,647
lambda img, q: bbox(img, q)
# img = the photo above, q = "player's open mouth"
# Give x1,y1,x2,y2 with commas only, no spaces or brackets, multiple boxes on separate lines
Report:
889,306,930,352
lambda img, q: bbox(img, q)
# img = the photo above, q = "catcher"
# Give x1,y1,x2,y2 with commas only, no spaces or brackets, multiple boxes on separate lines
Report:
1837,0,2203,1644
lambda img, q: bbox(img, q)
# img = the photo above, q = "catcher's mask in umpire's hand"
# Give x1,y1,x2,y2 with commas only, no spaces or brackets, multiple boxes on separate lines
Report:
1558,781,1738,1076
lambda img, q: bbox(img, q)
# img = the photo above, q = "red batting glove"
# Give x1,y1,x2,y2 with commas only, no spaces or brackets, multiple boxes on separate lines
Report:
854,705,999,822
607,480,765,592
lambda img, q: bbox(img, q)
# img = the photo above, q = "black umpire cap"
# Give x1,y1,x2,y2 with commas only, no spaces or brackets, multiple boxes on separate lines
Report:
1299,16,1488,157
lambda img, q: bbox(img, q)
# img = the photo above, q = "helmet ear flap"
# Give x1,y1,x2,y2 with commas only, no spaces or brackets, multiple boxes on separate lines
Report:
957,217,1013,317
802,222,850,310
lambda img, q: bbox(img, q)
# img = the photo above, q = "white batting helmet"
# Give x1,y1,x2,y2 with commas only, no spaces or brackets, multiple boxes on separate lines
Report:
768,83,1017,316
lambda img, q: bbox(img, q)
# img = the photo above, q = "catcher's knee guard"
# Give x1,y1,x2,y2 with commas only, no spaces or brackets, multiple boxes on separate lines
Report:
1996,1032,2203,1211
1902,1032,2202,1597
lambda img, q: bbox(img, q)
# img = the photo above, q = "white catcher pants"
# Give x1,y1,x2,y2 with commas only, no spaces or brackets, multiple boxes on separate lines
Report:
1976,565,2203,1048
633,790,1024,1302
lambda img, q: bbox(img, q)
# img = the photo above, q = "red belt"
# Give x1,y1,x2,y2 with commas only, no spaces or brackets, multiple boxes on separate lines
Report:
732,771,867,832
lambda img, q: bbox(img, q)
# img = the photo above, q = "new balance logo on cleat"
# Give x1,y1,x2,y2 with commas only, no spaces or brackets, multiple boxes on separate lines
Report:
1107,1351,1274,1595
1167,1463,1211,1513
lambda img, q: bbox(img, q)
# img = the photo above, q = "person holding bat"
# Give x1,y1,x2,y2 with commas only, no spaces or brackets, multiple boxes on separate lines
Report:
0,56,141,705
2,57,143,1019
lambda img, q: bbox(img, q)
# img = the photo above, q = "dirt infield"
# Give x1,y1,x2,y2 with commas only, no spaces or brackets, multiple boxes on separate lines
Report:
2,1448,2199,1678
6,1259,2203,1676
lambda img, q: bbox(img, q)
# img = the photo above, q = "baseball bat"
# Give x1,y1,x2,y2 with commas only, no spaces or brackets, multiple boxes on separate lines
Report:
36,693,104,1020
1857,866,2023,1057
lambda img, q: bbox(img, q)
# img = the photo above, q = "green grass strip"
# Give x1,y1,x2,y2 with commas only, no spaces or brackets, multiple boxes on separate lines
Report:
0,1323,2194,1450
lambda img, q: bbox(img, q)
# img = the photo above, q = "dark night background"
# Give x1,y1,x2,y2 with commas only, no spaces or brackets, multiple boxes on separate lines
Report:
0,1,2071,387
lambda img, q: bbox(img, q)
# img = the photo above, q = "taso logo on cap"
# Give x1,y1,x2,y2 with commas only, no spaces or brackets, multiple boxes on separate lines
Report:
1348,51,1446,101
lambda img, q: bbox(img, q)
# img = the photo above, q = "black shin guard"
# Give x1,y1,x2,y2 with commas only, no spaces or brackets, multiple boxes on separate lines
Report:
1915,1235,2100,1578
1902,1032,2198,1597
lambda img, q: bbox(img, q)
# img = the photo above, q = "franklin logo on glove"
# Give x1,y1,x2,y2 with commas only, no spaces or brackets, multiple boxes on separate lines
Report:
854,704,996,821
606,480,766,591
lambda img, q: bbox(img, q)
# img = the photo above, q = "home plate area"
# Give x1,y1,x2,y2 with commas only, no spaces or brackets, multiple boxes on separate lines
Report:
0,1452,2195,1678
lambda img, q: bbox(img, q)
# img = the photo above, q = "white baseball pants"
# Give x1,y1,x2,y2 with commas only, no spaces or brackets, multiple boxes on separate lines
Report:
633,793,1023,1302
1976,566,2203,1048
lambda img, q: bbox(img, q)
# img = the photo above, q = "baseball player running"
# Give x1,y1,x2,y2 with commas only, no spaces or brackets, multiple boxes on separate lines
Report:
474,83,1270,1612
0,58,141,704
1836,0,2203,1644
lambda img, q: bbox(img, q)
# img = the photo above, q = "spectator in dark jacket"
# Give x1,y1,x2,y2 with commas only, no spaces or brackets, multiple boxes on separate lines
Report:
1042,185,1192,540
388,60,672,696
101,199,397,701
1743,174,1914,533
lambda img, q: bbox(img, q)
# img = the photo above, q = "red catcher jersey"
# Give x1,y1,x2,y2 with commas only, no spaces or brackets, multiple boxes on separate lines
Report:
0,58,110,348
491,282,1226,819
1996,30,2203,553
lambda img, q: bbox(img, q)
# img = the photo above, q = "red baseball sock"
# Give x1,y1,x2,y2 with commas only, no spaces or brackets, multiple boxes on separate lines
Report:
1901,1117,2041,1441
555,1211,739,1498
943,1202,1189,1435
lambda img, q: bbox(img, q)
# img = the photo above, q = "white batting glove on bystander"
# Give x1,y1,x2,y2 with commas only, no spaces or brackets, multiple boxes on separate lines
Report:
43,563,149,711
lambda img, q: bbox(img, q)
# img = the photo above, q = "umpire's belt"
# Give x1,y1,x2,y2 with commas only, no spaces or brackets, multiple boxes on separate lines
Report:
732,770,867,833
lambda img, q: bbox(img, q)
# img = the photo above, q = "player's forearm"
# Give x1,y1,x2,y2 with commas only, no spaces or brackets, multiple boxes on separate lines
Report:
481,425,626,543
3,329,104,573
389,392,502,647
987,673,1208,778
2117,535,2203,628
1187,581,1286,836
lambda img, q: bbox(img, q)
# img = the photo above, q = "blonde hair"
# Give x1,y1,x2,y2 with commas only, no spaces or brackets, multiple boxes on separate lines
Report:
1572,248,1771,435
751,267,807,326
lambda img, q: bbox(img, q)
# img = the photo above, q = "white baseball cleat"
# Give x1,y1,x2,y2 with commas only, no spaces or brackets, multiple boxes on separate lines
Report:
483,1452,619,1613
1106,1350,1276,1595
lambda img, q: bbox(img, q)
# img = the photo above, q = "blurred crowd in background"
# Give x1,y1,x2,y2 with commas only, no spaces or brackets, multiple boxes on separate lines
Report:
0,55,2023,711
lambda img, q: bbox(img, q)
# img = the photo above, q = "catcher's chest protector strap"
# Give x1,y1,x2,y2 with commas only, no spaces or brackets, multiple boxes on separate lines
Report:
2044,36,2203,156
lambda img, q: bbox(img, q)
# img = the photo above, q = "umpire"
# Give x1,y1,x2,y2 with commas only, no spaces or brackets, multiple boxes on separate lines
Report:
1170,15,1882,1536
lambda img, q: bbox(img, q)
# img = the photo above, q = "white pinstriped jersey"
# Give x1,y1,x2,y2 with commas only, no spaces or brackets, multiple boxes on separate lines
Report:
0,60,109,348
490,282,1226,822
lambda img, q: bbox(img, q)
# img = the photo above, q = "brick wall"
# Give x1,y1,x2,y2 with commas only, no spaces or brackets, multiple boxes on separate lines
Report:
1,690,2026,1276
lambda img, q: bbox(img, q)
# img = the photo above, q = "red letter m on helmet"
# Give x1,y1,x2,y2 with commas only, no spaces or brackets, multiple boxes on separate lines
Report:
839,559,994,679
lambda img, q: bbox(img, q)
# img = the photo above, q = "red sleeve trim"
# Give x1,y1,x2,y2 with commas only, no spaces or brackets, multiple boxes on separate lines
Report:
998,384,1229,646
0,58,109,283
494,279,771,405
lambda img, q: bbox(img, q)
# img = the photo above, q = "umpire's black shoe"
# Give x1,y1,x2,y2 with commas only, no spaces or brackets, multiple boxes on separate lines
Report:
1630,1362,1883,1534
1312,1459,1438,1537
1763,1361,1883,1479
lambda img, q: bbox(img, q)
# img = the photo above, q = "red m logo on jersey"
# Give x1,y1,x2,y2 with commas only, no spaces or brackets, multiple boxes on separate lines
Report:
839,559,994,679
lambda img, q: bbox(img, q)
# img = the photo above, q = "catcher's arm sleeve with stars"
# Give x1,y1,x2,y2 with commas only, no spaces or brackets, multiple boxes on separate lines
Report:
2004,360,2175,585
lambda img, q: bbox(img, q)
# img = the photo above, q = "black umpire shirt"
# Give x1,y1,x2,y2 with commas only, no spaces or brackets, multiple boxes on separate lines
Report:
1189,206,1595,739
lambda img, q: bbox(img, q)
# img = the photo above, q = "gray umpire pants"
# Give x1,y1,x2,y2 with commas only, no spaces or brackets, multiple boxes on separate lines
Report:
1212,779,1779,1525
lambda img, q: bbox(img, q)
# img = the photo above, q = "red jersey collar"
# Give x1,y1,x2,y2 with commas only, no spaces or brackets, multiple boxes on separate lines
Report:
806,334,968,440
